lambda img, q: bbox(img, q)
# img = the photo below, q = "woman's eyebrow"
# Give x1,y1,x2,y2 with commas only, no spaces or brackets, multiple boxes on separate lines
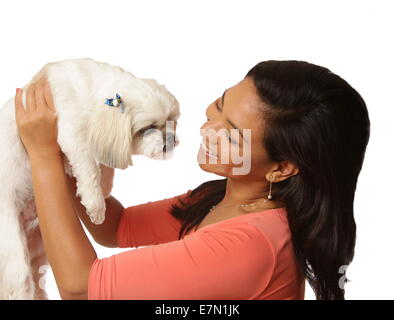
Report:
215,89,246,142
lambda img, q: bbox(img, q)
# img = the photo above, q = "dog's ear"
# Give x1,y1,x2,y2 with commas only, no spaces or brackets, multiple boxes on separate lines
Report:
86,108,133,169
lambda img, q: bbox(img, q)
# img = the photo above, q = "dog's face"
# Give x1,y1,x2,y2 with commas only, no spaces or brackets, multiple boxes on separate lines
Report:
87,77,180,169
129,83,180,160
130,113,179,159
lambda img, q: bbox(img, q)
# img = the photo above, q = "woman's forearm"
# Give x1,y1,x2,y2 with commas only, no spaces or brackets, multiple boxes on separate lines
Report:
29,149,96,297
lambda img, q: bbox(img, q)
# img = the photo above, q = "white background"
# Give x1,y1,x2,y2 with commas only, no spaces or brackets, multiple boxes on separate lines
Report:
0,0,392,300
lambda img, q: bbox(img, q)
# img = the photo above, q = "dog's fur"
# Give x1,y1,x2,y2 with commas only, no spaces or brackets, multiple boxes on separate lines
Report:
0,58,180,299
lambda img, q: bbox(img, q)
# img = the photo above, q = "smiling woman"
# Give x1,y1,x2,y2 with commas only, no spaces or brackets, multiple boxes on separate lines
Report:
171,60,370,300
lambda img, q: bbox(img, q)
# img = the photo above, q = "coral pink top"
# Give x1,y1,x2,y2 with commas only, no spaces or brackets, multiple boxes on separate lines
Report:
88,190,306,300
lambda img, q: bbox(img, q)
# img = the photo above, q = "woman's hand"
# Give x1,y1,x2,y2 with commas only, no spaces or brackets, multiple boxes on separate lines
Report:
14,78,61,158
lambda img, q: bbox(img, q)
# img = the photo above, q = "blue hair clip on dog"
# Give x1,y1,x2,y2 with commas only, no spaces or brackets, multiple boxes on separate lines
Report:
104,93,124,113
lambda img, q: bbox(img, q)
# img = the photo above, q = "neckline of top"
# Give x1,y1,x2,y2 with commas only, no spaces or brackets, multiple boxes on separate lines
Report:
192,206,287,233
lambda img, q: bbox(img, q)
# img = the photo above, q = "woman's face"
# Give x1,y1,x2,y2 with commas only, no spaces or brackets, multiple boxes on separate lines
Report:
197,77,273,181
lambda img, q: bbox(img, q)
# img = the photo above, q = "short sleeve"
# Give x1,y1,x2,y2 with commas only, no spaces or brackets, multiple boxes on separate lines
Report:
89,223,276,300
117,190,192,248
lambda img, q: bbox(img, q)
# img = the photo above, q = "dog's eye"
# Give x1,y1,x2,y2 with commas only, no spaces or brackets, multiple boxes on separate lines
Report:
137,125,157,134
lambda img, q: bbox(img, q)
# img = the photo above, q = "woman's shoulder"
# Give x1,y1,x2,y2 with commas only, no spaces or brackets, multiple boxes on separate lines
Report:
246,207,291,246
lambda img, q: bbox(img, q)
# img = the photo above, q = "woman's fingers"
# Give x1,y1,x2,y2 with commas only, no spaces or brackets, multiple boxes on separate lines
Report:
26,82,37,112
14,88,25,121
34,78,47,110
43,80,56,111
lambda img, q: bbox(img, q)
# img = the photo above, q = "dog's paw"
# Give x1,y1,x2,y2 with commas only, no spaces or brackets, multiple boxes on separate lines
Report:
80,195,106,225
88,211,105,225
87,207,105,225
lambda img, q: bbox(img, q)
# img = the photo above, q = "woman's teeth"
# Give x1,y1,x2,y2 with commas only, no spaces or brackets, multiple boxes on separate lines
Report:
201,142,218,158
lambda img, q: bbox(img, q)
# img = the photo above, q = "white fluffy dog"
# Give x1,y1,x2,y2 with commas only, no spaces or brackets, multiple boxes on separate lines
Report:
0,57,180,299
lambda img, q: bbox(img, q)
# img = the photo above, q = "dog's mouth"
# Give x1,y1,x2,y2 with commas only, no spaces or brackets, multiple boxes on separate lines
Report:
131,131,179,159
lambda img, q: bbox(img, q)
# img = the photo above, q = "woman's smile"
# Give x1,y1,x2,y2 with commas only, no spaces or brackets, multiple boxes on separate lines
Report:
200,141,219,159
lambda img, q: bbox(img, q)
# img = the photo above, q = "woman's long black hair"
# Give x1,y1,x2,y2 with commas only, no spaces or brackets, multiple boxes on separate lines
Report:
170,60,370,300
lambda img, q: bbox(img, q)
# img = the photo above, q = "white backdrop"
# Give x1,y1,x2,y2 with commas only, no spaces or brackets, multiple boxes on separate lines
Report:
0,0,392,300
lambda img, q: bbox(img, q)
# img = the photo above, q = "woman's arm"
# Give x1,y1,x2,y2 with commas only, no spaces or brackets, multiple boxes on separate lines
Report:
65,173,124,248
29,151,96,299
14,80,95,299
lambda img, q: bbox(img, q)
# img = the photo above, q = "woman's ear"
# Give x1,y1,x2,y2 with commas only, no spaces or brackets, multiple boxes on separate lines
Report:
86,108,133,169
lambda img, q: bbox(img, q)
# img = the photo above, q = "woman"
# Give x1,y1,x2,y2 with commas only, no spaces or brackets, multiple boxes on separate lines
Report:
14,60,370,300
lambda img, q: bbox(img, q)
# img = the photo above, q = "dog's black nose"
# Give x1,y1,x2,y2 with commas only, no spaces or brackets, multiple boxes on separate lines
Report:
163,143,174,152
163,132,176,152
